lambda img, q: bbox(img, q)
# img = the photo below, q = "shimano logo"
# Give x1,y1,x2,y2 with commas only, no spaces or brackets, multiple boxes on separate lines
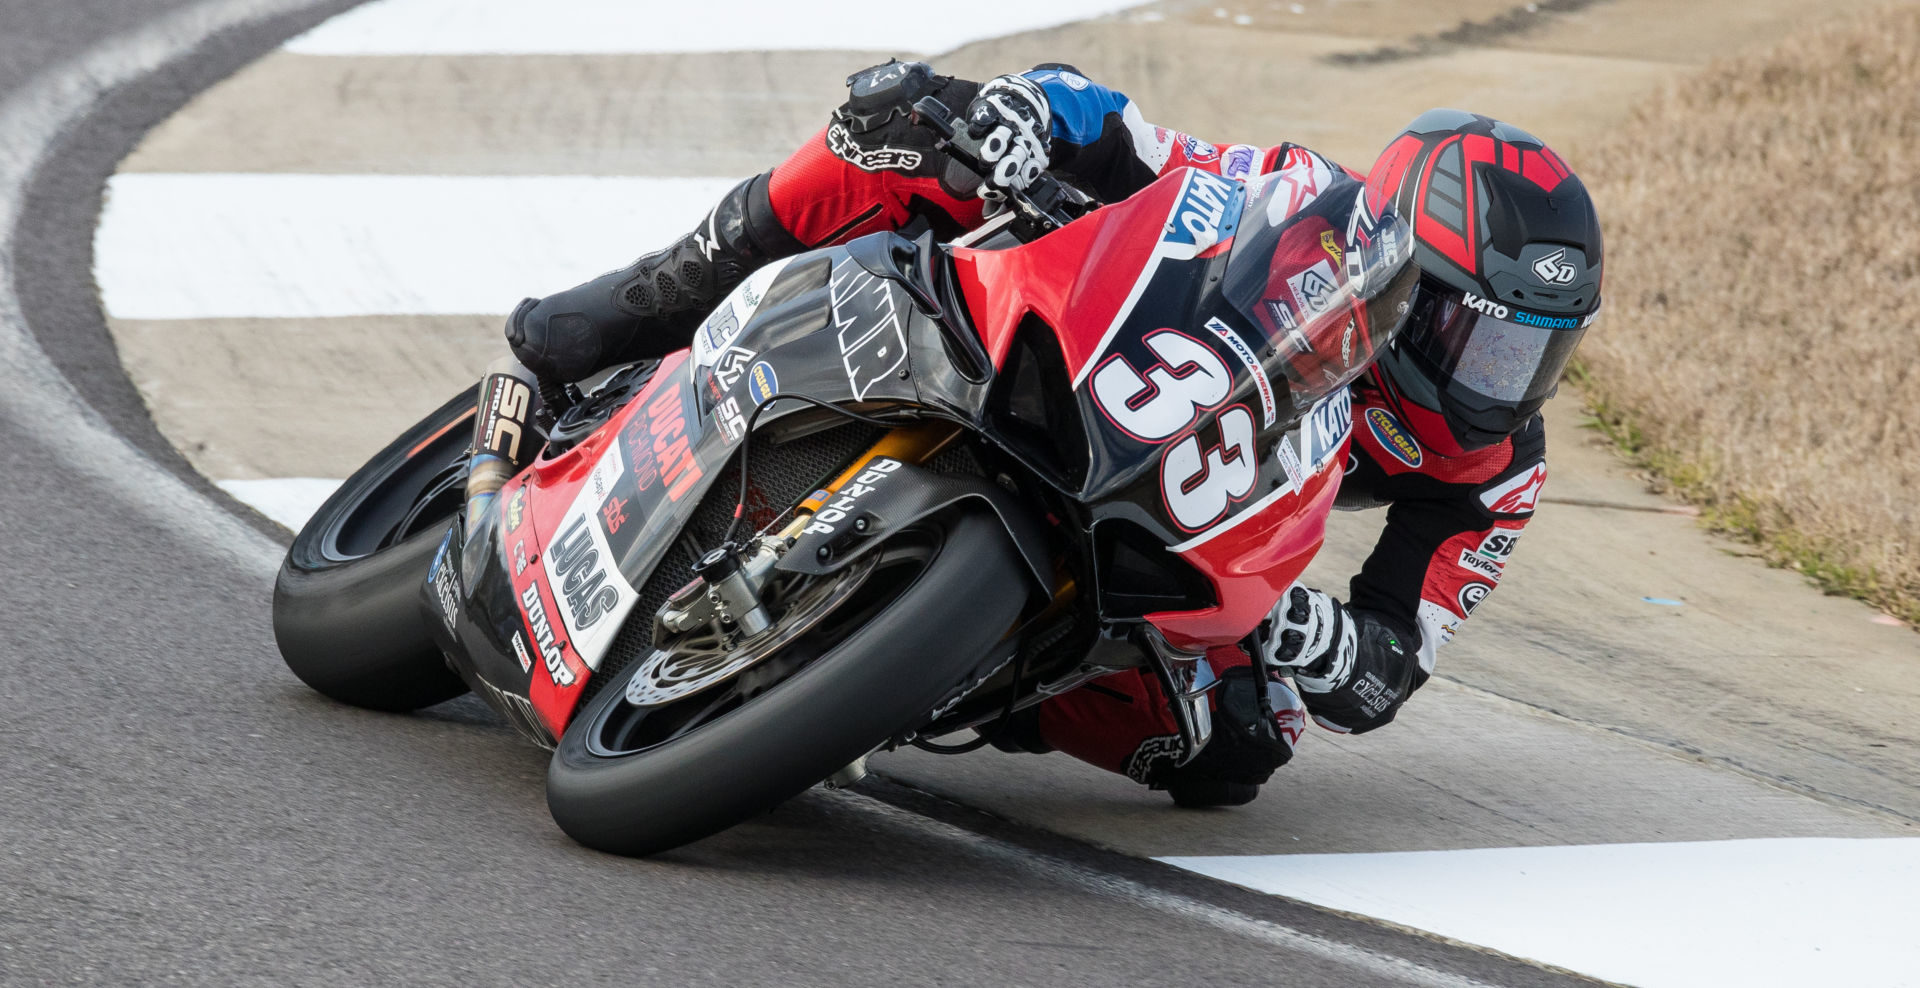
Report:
1511,310,1580,329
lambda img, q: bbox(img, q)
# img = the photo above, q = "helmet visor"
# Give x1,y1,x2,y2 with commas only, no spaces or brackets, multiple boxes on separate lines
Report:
1403,282,1592,405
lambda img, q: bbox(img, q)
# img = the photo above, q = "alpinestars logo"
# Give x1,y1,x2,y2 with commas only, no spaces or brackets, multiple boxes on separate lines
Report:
825,123,923,172
1531,247,1578,286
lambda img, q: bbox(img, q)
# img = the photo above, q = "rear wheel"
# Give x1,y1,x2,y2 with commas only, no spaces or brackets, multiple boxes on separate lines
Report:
546,508,1026,856
272,391,475,711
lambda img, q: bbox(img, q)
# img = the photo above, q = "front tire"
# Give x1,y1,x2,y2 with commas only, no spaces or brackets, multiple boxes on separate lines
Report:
546,509,1027,856
272,391,475,711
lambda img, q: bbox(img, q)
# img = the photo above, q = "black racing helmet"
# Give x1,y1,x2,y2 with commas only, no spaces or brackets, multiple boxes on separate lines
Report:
1362,109,1603,454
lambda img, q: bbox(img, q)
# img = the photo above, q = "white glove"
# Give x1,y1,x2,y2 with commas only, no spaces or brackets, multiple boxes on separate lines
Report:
965,74,1051,199
1258,583,1357,694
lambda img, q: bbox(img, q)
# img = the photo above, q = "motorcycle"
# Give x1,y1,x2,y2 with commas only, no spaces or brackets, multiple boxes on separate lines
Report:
272,99,1416,856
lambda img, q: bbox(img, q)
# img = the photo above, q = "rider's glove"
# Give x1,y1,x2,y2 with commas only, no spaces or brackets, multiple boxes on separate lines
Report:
1257,583,1426,734
964,73,1051,199
1260,584,1357,693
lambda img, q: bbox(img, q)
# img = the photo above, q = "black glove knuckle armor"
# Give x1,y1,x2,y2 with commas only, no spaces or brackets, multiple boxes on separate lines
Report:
1300,611,1427,734
828,59,982,198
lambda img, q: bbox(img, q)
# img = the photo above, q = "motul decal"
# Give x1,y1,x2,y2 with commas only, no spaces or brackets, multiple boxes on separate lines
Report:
1479,463,1546,515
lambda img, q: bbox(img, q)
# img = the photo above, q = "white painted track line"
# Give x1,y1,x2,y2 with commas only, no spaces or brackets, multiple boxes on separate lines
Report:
283,0,1149,55
1162,838,1920,988
217,478,342,530
96,173,740,318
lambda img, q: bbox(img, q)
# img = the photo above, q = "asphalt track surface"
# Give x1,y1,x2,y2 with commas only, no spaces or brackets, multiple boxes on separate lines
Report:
0,1,1600,984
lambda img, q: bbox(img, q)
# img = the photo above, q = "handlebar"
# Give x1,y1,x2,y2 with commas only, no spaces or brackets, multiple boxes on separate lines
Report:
911,96,1095,238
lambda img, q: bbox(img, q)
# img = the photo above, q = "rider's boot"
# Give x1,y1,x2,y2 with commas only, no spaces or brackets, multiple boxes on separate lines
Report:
502,171,804,384
1156,668,1308,810
462,356,542,538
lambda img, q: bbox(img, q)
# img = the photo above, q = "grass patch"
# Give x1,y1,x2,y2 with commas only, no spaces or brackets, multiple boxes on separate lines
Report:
1565,6,1920,630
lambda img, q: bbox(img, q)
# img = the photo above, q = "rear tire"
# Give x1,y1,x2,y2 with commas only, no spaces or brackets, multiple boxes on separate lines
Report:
546,509,1027,856
273,391,475,711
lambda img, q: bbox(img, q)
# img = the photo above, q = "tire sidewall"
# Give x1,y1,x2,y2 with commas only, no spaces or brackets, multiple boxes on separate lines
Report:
546,509,1027,856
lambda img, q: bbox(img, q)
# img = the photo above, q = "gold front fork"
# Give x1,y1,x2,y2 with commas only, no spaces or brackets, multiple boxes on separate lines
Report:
774,421,965,539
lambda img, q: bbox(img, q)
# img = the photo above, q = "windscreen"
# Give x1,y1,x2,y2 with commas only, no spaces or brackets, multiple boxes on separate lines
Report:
1218,173,1418,411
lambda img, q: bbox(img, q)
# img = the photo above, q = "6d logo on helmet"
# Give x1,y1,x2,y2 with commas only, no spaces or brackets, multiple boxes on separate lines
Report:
1530,247,1578,286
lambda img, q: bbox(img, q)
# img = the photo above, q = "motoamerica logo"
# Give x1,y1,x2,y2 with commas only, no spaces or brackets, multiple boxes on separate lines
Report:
826,122,923,172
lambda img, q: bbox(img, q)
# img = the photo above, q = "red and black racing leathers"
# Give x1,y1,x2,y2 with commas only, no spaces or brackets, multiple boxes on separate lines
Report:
508,63,1550,788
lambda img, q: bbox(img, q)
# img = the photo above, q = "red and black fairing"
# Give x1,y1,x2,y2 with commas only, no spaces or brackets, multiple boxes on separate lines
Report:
421,242,942,742
424,164,1406,743
944,166,1406,651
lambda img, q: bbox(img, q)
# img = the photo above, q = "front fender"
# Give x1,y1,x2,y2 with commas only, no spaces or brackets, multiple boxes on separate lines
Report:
775,458,1054,602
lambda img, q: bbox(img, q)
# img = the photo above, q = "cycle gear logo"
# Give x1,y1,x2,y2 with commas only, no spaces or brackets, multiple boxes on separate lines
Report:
1530,247,1578,286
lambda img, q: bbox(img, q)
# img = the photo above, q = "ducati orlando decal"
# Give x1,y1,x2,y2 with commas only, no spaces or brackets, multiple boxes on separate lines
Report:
829,262,909,401
622,380,702,502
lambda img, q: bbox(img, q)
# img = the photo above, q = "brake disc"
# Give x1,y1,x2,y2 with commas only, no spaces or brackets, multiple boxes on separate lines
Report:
623,553,878,708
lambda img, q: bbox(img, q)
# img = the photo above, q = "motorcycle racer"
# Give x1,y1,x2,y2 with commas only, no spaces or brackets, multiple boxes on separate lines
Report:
482,61,1604,808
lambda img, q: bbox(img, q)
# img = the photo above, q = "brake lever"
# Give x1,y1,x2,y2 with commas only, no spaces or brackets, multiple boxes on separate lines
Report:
912,95,1080,236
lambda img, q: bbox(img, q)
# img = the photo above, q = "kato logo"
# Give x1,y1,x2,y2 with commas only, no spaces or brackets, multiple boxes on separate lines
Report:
1365,407,1422,467
1165,169,1238,252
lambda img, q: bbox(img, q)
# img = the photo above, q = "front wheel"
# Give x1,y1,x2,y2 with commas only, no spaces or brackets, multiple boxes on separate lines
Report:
546,508,1028,856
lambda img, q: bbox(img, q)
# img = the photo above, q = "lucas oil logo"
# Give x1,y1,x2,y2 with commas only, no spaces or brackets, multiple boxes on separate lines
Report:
1164,169,1239,254
1365,407,1422,467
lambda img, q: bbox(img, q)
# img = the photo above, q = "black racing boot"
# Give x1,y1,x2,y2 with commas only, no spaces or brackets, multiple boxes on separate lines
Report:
503,171,804,383
1164,778,1262,809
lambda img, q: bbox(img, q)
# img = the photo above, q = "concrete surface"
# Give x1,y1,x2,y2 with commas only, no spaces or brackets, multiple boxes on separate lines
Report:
42,0,1920,979
3,1,1592,984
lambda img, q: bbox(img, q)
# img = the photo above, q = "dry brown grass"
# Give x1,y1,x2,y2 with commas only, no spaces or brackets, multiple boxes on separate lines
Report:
1575,6,1920,622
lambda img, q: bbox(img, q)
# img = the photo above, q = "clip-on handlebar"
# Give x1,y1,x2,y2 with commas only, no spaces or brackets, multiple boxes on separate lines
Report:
911,96,1093,239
